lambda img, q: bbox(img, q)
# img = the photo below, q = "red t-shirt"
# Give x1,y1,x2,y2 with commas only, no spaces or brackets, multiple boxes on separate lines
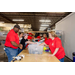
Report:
44,37,47,42
26,36,32,48
5,29,19,49
45,37,65,59
27,36,32,39
37,36,41,39
37,36,41,42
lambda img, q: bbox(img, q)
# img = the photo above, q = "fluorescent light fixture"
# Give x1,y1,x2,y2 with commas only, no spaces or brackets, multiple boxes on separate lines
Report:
41,24,49,26
39,20,51,22
42,23,51,24
12,19,24,21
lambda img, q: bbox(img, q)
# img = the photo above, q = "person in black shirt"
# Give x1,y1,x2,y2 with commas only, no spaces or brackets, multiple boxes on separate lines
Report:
18,33,36,54
21,38,28,49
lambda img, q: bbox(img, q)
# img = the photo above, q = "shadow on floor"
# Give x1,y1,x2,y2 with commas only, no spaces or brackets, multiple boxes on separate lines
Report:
64,56,72,62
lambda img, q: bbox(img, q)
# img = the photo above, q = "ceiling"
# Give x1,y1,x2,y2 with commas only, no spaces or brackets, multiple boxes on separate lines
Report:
0,12,71,31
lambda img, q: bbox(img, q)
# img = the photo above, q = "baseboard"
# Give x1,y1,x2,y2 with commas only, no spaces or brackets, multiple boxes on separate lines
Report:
65,56,73,62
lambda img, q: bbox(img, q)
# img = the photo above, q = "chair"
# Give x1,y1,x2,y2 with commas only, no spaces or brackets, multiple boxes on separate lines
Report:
0,44,6,62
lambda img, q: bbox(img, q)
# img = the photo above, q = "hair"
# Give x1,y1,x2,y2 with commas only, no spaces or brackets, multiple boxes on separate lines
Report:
19,32,23,36
48,31,58,37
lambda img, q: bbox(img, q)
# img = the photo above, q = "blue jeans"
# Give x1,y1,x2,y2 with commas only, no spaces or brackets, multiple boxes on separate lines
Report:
18,43,27,54
59,57,64,62
4,47,18,62
18,48,22,54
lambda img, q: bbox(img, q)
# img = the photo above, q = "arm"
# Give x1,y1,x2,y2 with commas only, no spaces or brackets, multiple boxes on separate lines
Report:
44,44,49,47
11,41,23,49
49,48,59,56
39,42,46,46
50,38,61,56
25,41,36,44
28,39,32,41
40,39,50,46
11,41,19,47
52,48,59,56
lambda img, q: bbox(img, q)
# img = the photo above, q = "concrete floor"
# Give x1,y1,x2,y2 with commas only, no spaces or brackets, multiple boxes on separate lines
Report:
64,56,72,62
0,56,8,62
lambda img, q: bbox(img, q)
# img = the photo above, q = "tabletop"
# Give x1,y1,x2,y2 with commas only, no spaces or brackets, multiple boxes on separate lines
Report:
12,48,60,62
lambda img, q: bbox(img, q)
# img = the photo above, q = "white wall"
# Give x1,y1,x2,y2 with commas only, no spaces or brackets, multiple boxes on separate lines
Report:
55,12,75,60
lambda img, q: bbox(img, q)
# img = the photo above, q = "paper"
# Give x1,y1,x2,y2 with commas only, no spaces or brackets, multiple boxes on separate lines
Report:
19,55,25,58
13,55,25,60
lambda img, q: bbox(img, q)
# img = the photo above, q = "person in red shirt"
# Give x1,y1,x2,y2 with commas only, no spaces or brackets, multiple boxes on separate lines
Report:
27,33,33,47
37,34,41,39
4,24,23,62
37,36,41,39
37,34,42,42
27,33,32,40
43,34,47,42
39,31,65,62
27,35,32,39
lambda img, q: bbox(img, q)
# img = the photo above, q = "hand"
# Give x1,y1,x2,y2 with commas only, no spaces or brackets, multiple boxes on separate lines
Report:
19,44,23,49
39,44,41,46
33,43,37,44
25,42,27,44
33,39,35,41
49,54,54,56
45,45,49,47
39,44,42,46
